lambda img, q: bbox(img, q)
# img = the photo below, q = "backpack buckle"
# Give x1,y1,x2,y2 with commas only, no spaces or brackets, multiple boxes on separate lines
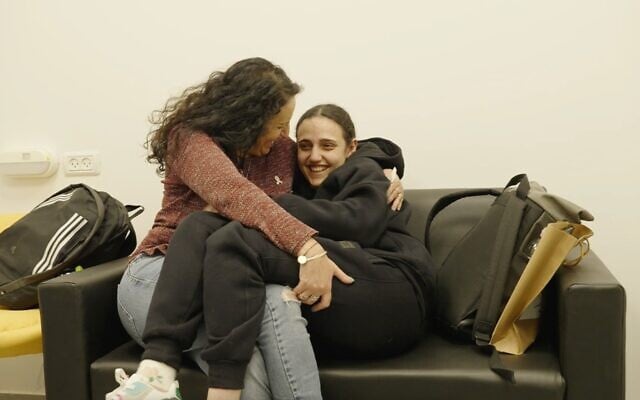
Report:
474,321,494,346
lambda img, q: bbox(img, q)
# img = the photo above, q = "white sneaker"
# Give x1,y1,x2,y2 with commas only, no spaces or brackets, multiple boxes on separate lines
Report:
105,368,182,400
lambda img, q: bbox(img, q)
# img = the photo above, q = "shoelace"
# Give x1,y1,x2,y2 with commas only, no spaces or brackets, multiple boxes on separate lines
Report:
114,368,130,386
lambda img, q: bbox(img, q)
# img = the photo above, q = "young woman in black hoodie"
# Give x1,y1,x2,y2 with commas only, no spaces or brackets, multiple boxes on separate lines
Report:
108,104,436,400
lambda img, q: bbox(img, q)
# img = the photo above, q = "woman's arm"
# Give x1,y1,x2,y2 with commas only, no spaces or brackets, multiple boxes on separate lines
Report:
169,130,317,255
172,130,354,311
276,158,391,247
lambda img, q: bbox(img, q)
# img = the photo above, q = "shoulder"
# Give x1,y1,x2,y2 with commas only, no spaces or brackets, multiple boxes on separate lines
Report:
170,128,218,149
323,156,386,190
168,128,225,158
343,156,385,179
165,128,234,176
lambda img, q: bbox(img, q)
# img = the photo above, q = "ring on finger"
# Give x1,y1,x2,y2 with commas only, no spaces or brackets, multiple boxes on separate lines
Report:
309,295,319,302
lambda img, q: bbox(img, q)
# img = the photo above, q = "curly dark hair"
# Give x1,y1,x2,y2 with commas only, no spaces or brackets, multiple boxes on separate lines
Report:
146,57,301,174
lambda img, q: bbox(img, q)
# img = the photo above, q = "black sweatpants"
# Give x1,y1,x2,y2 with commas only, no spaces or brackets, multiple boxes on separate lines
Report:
143,211,423,389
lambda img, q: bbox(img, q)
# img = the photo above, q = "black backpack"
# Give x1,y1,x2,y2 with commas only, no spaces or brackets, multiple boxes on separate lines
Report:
424,174,593,346
0,184,143,309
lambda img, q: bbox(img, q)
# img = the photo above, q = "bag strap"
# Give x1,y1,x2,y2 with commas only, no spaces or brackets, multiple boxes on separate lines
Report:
118,205,144,258
0,184,106,295
126,205,144,220
424,188,500,250
504,173,530,199
473,174,530,346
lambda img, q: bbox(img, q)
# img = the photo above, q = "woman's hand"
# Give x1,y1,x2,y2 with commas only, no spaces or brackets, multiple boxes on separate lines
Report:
294,240,354,312
203,204,218,213
383,167,404,211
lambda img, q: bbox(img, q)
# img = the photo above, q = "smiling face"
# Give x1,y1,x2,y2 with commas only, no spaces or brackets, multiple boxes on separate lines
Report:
296,115,357,187
246,97,296,157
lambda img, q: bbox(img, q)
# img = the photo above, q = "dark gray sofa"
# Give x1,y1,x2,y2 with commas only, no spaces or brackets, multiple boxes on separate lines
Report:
38,188,626,400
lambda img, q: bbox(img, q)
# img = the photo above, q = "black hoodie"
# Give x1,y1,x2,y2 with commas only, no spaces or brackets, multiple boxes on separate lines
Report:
276,138,435,319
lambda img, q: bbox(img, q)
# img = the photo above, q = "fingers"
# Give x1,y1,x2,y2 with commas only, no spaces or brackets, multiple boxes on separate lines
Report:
293,282,324,304
296,292,321,305
383,167,397,183
293,290,324,307
386,180,404,211
334,265,355,284
292,284,307,298
312,292,331,312
386,180,402,204
295,255,350,311
391,193,403,211
386,178,404,211
293,281,327,297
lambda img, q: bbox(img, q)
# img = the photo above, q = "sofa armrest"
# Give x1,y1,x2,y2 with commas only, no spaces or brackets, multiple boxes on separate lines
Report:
556,252,625,400
39,257,130,400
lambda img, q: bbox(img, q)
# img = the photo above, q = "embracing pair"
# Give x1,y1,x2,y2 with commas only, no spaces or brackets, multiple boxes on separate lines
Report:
107,57,436,400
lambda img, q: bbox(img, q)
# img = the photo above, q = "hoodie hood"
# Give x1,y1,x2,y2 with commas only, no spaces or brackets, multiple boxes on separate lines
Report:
353,138,405,178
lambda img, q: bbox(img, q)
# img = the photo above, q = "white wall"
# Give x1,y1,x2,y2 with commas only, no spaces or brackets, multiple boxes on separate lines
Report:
1,0,637,397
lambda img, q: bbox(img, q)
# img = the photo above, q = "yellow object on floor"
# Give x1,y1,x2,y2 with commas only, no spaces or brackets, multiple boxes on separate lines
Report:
0,213,43,357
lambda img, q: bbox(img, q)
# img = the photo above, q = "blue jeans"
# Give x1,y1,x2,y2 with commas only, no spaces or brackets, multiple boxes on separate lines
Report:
117,255,321,400
258,284,322,400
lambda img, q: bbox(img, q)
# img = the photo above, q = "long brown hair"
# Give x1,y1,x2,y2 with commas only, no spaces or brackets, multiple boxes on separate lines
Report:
146,57,300,174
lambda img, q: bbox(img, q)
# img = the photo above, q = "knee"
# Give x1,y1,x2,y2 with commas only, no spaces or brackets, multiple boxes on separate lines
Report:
204,221,260,250
263,284,305,325
175,211,210,234
176,211,228,237
266,284,299,305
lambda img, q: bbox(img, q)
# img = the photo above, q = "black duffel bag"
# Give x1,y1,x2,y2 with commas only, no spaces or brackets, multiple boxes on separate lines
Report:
0,184,143,309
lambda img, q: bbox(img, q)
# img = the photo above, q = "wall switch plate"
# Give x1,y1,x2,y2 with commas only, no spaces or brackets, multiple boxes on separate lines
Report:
63,151,101,176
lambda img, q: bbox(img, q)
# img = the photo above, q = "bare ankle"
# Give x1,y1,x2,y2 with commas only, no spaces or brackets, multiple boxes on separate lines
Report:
206,388,241,400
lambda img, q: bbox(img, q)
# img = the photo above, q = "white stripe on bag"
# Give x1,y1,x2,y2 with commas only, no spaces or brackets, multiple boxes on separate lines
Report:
32,213,83,274
41,218,88,273
32,213,88,274
33,191,75,210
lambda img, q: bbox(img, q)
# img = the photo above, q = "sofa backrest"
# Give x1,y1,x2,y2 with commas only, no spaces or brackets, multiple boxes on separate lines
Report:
403,189,455,244
404,189,494,264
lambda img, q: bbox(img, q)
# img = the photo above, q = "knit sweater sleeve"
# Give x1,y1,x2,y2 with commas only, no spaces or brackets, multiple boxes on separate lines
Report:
168,131,316,255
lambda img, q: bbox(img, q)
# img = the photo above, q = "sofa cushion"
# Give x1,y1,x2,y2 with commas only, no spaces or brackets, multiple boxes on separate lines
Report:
0,308,42,357
0,213,43,358
91,334,564,400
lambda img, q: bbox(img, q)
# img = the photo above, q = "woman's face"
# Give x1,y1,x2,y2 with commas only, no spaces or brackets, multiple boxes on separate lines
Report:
296,116,356,188
247,97,296,157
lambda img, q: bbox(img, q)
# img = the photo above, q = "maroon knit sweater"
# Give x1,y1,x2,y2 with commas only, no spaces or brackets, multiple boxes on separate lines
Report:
133,129,317,258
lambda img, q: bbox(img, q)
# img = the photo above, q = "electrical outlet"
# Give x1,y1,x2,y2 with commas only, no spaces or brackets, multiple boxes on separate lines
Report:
63,151,101,176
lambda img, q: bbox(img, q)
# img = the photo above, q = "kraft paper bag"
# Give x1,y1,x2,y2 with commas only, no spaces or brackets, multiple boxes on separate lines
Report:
490,221,593,355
